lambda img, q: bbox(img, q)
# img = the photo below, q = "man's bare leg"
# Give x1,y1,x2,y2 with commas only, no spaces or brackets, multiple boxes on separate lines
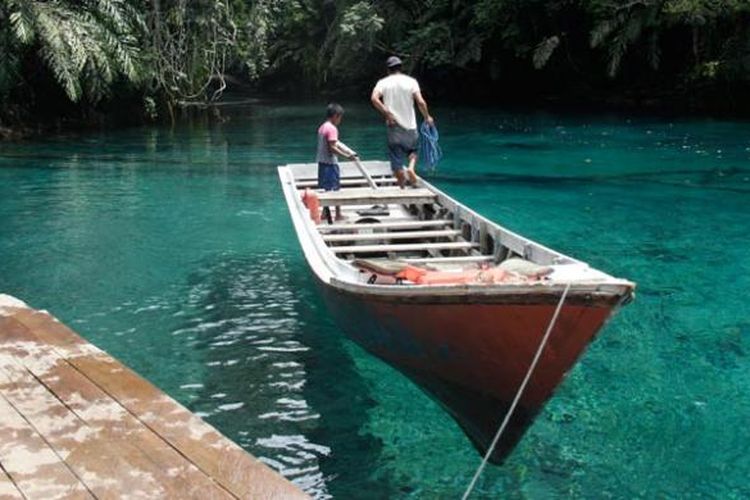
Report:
335,205,344,221
406,153,418,186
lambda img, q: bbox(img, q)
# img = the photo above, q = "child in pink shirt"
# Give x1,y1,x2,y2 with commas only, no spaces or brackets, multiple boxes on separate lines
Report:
316,103,357,221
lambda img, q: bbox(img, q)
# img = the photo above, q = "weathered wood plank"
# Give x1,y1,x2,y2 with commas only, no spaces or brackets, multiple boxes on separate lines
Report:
295,178,397,188
0,317,228,499
0,357,165,499
10,308,307,500
287,160,392,181
0,394,90,500
331,241,477,254
318,219,451,232
0,298,308,500
318,187,435,207
318,186,433,197
401,255,495,264
0,467,24,500
322,229,461,242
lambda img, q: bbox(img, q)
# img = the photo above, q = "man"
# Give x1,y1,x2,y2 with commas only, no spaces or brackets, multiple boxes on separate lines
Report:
316,103,357,222
371,56,434,188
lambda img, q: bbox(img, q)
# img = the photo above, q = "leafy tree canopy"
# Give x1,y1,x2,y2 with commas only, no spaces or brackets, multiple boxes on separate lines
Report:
1,0,749,125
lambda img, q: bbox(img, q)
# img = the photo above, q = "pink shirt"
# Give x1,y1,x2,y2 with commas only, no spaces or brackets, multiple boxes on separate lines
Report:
316,121,339,164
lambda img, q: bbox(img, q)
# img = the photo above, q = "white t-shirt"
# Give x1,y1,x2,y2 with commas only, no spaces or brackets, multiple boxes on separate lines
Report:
373,73,420,130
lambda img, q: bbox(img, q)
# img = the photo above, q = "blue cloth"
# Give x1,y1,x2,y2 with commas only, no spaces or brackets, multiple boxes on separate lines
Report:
386,125,418,171
317,162,340,191
419,122,442,171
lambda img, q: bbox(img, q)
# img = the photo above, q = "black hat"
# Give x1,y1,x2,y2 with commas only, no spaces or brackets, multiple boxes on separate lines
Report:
386,56,402,68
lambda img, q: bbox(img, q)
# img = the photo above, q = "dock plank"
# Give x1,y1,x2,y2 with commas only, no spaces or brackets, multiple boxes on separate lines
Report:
0,298,308,500
1,318,234,499
0,394,90,500
0,320,222,499
0,467,24,499
10,307,306,500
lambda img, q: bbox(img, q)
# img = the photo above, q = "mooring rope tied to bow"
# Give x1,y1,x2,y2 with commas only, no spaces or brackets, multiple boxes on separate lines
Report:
462,281,573,500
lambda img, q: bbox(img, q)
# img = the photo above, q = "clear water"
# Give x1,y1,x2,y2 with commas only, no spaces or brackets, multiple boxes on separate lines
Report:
1,103,748,498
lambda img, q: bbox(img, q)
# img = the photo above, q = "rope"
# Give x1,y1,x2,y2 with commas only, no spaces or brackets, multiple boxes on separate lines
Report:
419,121,443,171
461,282,573,500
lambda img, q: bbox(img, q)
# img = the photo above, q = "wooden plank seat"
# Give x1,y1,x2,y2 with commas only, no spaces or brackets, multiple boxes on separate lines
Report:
323,229,461,243
317,187,436,207
288,161,393,182
318,219,452,232
296,178,398,188
330,241,477,254
402,255,495,264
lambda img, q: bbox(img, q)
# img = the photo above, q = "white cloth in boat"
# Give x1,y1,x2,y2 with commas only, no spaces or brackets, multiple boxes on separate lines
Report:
497,258,553,278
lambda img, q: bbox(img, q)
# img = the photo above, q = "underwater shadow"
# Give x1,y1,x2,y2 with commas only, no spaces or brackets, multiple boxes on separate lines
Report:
172,251,397,498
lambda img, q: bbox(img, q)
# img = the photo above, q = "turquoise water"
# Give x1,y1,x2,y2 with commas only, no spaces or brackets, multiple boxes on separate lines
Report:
1,103,749,498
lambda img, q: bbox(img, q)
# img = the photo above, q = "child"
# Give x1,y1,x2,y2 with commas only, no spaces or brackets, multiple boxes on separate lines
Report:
317,103,358,222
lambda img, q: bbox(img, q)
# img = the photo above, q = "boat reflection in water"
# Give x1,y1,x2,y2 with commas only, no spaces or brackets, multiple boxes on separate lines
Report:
278,161,635,463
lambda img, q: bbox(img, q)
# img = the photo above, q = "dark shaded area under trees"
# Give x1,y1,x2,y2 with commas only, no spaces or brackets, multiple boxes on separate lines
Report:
2,0,750,137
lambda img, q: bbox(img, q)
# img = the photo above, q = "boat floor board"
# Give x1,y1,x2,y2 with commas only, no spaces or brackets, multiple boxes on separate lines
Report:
318,219,452,232
317,188,436,207
330,241,477,254
322,229,461,242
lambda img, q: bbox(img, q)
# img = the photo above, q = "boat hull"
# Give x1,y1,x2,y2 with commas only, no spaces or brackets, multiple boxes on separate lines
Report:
319,279,619,463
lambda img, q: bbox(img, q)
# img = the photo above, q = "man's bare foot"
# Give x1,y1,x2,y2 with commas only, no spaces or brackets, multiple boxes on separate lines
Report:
394,169,407,188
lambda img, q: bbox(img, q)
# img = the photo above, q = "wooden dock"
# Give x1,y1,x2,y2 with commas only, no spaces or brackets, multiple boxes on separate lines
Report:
0,295,308,499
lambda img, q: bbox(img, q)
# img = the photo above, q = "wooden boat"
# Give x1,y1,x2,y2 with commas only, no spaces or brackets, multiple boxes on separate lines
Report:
277,160,635,463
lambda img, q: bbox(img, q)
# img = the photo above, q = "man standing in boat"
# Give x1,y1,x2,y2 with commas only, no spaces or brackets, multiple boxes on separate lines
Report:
317,103,358,222
371,56,435,188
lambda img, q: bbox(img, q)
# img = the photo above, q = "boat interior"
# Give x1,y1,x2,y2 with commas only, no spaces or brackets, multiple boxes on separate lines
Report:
285,161,613,287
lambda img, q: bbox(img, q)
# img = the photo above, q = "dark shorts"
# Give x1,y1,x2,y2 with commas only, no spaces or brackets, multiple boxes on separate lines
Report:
387,125,418,171
317,162,340,191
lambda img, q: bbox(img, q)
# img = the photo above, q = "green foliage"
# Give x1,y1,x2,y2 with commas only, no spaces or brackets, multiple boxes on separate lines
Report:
339,1,384,50
0,0,144,103
0,11,20,97
587,0,750,80
589,0,665,77
533,36,560,70
0,0,278,121
1,0,750,125
391,0,483,70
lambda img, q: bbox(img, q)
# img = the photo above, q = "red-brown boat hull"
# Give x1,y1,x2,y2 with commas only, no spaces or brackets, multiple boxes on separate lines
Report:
320,282,621,463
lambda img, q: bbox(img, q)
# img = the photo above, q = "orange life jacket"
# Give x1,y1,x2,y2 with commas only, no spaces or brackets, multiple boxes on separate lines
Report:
301,188,321,224
395,265,511,285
